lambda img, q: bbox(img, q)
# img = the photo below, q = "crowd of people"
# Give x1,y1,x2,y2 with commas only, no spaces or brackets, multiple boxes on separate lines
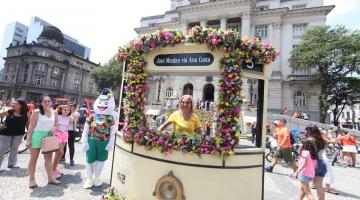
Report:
0,96,90,188
265,119,358,199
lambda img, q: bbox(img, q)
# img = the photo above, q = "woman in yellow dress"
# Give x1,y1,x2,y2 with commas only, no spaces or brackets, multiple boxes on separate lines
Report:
158,95,202,135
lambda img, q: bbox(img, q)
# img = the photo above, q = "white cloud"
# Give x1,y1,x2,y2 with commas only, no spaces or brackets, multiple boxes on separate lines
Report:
324,0,360,18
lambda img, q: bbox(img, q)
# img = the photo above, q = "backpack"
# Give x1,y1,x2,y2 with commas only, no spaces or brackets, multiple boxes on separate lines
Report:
290,132,296,145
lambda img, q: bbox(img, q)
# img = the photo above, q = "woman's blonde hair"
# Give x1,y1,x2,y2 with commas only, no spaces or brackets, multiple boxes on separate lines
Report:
179,95,194,114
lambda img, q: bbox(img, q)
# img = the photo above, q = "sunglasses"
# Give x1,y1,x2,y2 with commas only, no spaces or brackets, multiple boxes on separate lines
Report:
181,101,192,104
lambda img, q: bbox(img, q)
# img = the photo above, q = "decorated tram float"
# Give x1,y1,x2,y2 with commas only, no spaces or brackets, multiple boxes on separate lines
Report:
109,26,279,200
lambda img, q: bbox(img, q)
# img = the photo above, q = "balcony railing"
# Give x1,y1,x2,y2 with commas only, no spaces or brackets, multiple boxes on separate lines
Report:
288,75,310,81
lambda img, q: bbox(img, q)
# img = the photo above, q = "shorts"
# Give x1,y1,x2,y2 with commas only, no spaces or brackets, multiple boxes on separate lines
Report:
31,131,50,148
315,159,327,177
298,174,314,183
54,130,68,143
86,138,109,163
342,145,358,153
273,147,294,163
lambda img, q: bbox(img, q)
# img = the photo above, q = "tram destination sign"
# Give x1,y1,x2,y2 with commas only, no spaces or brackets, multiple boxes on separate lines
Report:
154,53,214,66
243,61,263,73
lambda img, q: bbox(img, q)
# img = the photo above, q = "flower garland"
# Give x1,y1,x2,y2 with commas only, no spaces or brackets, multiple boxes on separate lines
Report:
117,26,279,158
101,187,127,200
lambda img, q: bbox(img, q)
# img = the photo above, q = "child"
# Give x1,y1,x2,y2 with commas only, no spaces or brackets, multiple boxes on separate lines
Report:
52,105,73,179
292,139,318,200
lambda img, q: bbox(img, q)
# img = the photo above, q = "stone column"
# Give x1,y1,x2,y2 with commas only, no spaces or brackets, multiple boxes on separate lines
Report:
241,12,251,38
180,19,188,33
26,63,33,84
271,23,282,78
220,17,227,30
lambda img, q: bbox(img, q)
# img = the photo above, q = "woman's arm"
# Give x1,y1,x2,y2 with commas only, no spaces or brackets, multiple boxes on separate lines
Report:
158,120,172,131
293,156,307,178
26,111,39,147
195,127,202,135
0,110,9,118
51,112,58,135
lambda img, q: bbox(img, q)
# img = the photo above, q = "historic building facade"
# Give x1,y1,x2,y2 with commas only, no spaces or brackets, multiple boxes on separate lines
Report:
136,0,334,121
0,26,98,103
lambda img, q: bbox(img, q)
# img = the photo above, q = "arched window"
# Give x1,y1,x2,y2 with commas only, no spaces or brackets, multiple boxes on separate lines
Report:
294,91,306,107
165,87,174,99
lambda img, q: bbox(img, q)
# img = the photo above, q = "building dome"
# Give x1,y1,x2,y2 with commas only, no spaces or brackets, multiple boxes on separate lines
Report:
39,26,64,44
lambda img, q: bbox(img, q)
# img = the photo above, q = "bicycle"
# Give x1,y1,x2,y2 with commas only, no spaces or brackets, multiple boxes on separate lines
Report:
265,136,300,163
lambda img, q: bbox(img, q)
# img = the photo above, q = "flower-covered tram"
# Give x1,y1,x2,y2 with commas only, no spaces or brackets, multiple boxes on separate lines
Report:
110,26,279,200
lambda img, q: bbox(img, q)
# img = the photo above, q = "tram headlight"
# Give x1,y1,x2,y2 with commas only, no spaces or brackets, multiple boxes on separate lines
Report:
153,171,185,200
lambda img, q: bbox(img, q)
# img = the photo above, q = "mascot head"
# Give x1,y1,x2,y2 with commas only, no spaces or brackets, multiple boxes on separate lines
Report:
93,88,115,115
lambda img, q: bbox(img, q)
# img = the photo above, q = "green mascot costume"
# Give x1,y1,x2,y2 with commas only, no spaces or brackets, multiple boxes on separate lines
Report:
82,88,117,189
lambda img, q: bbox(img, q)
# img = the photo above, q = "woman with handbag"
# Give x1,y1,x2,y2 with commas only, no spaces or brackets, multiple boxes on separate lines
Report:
0,99,29,171
26,96,61,188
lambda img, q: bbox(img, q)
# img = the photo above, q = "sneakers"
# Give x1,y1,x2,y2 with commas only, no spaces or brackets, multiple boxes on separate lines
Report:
265,166,273,173
53,170,62,179
8,164,20,169
70,160,75,166
94,178,103,187
83,178,93,189
59,158,65,163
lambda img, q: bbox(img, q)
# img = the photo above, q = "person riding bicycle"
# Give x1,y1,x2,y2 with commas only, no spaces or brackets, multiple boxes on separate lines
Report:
265,119,298,173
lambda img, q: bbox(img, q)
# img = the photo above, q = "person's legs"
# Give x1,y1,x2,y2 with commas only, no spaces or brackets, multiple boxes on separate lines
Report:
52,142,65,172
0,135,11,170
314,176,325,200
28,148,40,187
44,153,60,184
8,135,23,167
302,181,314,200
350,152,356,166
68,131,76,162
61,143,67,161
343,152,351,165
298,181,305,200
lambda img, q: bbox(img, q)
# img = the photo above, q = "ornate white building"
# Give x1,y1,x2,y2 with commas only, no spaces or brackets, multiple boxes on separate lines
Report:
136,0,334,122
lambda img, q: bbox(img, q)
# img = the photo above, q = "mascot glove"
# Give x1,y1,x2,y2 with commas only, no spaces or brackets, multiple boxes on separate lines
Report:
105,143,114,152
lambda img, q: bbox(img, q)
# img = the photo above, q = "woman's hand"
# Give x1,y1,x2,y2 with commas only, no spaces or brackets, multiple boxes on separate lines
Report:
292,171,298,179
26,139,32,148
0,124,6,129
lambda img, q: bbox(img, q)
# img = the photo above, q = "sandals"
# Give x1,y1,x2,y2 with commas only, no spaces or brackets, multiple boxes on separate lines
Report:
325,189,339,195
48,179,61,185
29,181,38,189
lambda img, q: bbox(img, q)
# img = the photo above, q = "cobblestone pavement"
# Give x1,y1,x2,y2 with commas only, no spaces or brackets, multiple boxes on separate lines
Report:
0,141,359,200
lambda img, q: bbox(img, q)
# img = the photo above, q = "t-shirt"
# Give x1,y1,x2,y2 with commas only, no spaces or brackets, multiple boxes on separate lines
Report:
276,127,292,148
338,135,357,146
299,150,317,178
168,111,201,135
57,115,70,131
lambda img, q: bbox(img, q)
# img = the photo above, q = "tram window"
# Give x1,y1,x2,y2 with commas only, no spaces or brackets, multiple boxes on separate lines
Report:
143,75,264,148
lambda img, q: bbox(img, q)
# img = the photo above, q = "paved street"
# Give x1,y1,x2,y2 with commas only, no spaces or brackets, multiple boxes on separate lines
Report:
0,141,359,200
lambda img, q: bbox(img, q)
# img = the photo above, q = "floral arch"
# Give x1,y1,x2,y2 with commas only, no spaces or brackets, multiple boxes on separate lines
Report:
117,26,279,158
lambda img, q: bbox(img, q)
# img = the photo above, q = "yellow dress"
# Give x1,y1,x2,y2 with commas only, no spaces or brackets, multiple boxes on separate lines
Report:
168,111,201,135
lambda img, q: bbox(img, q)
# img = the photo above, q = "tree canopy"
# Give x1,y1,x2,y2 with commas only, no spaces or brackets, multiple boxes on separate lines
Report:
91,56,123,91
292,26,360,124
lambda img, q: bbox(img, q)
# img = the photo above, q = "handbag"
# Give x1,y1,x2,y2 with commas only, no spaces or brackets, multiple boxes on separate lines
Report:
41,136,59,154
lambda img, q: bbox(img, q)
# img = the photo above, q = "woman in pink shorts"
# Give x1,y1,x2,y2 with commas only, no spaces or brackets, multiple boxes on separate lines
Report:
52,105,74,179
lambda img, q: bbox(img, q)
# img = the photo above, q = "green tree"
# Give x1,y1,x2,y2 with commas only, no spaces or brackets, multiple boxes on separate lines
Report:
292,26,360,123
91,56,124,91
327,77,360,126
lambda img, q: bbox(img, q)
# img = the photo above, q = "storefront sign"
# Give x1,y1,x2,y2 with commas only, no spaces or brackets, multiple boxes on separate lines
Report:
154,53,214,66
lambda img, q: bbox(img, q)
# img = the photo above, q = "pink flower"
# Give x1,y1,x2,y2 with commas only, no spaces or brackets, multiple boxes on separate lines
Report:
211,38,219,46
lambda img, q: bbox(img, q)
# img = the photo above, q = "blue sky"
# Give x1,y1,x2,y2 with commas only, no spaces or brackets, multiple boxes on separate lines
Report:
0,0,359,64
324,0,360,29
